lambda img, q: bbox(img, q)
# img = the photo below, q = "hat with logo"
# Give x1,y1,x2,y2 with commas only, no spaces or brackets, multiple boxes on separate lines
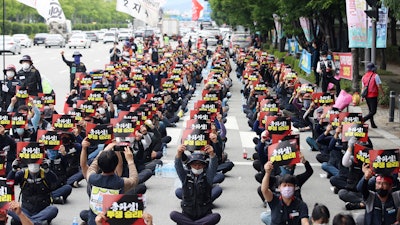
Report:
187,152,207,165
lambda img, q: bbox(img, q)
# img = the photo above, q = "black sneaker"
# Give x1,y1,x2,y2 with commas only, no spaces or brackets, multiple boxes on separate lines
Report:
53,196,64,205
345,202,362,210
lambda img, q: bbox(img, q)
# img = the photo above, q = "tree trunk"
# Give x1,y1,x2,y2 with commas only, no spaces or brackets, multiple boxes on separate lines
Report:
389,14,397,46
380,48,386,70
351,48,360,92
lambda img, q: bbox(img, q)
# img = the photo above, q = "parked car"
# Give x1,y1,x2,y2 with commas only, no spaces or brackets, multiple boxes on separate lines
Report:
96,31,105,40
118,31,131,42
44,34,66,48
85,32,99,42
229,33,251,55
0,35,21,55
67,33,91,49
33,33,48,46
13,34,32,48
103,32,117,44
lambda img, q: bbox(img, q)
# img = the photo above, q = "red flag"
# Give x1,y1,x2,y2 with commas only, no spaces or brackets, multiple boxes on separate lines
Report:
192,0,203,21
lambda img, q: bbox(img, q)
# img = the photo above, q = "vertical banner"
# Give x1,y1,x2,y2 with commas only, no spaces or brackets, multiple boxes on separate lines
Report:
332,52,353,80
367,6,388,48
346,0,367,48
299,17,313,42
299,49,312,75
192,0,204,21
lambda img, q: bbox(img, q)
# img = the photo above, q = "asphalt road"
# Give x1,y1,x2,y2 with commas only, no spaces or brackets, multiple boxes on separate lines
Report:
1,42,397,225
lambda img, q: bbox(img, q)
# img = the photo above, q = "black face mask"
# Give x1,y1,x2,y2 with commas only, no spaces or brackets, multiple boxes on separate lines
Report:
376,188,389,197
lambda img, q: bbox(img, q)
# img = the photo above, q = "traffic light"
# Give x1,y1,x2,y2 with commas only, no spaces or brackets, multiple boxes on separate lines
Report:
365,0,379,21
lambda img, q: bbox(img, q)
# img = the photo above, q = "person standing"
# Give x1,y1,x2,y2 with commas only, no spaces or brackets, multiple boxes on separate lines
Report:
170,145,221,225
361,62,384,128
310,41,320,87
163,33,170,47
61,51,87,91
187,36,192,52
16,55,42,96
1,65,20,111
316,51,340,96
109,41,122,63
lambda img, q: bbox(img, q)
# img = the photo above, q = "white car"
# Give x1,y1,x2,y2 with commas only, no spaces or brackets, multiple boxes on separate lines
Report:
103,32,117,44
0,35,21,55
13,34,32,48
67,33,91,49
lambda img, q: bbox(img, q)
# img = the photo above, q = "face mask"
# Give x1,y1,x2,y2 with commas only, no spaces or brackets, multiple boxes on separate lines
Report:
376,188,389,197
191,168,203,175
321,57,327,61
22,63,30,71
121,93,128,100
281,186,295,199
102,80,109,87
28,163,40,173
74,56,80,64
15,128,25,136
6,71,15,78
327,55,332,60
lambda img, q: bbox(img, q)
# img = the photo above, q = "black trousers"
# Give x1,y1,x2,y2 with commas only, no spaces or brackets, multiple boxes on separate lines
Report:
363,96,378,126
321,76,341,97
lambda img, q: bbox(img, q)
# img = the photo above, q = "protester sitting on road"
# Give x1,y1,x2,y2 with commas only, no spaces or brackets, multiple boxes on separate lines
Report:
260,161,310,225
257,153,313,207
79,138,138,225
356,164,400,225
7,161,59,225
332,213,356,225
170,145,221,225
8,97,40,142
311,203,330,225
337,137,367,210
319,125,344,178
0,201,34,225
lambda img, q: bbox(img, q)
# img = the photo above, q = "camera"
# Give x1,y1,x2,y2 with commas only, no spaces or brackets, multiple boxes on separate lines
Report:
113,142,132,151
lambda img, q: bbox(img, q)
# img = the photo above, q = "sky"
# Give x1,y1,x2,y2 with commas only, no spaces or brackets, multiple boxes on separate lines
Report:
162,0,192,13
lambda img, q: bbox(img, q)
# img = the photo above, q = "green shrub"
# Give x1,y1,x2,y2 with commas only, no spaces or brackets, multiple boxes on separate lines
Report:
11,22,24,34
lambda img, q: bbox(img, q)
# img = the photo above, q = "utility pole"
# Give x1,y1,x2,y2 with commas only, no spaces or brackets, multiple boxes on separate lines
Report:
365,0,380,65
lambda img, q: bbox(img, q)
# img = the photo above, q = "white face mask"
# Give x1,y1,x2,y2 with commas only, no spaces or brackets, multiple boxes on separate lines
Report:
15,128,25,136
191,168,204,175
6,71,15,78
22,63,30,71
28,163,40,173
281,186,295,199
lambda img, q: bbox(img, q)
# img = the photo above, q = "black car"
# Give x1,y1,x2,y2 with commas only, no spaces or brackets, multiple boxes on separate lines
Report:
33,33,48,46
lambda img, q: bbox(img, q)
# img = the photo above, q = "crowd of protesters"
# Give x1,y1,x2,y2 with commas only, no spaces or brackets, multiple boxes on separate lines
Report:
234,43,396,225
0,30,393,225
0,33,237,225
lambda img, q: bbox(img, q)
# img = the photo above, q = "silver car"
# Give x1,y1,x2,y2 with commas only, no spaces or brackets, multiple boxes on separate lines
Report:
13,34,32,48
0,35,22,55
45,34,66,48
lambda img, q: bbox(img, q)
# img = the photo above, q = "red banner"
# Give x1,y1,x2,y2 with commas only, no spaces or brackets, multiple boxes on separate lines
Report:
333,52,353,81
192,0,203,21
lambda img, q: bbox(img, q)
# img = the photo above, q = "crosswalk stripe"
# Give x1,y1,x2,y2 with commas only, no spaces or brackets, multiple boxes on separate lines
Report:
224,116,239,130
239,131,258,149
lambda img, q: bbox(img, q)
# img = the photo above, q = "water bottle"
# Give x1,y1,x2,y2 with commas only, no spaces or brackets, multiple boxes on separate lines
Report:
155,164,160,178
72,217,78,225
162,145,167,157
